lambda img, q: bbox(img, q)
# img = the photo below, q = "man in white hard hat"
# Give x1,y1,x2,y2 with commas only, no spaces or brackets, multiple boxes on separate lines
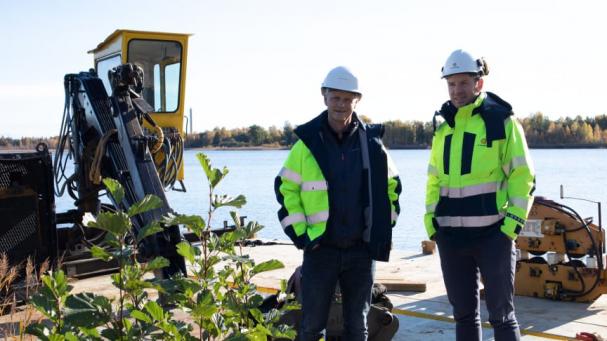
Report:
275,66,401,340
424,50,535,340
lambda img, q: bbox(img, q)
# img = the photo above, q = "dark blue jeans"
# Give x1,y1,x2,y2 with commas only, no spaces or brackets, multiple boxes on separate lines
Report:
436,230,521,341
299,244,374,341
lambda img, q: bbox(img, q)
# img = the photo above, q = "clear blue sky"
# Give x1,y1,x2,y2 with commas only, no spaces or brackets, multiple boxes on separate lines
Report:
1,0,605,138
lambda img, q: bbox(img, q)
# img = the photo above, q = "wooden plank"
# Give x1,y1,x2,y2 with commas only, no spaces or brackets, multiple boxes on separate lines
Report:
378,279,427,292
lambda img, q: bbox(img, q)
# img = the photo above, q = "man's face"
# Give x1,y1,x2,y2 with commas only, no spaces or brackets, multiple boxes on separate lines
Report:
323,89,360,124
446,73,483,108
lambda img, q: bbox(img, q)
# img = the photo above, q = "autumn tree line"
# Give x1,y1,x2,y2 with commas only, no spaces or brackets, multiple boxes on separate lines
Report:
2,113,606,150
0,136,59,150
183,112,607,149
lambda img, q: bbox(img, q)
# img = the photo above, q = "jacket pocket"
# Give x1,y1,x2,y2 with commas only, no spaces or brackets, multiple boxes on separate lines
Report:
471,134,499,178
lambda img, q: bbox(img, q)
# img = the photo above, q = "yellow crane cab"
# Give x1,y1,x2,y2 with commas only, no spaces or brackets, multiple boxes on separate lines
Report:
88,29,191,188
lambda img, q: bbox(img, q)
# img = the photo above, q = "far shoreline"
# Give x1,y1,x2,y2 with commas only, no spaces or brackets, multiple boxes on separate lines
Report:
186,144,607,150
1,144,605,153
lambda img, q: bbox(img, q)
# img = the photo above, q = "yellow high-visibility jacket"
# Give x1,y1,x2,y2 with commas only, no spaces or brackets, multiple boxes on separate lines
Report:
424,92,535,240
275,112,402,261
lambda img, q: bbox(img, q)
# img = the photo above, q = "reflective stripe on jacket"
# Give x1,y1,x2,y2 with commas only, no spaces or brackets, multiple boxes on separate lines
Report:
424,92,535,240
275,111,402,261
275,141,330,248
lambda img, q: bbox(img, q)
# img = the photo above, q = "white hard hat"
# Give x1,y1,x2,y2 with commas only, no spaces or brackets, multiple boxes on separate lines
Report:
441,49,485,78
321,66,361,95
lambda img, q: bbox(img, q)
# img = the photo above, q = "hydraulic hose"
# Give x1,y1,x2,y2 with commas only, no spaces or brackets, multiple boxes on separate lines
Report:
54,78,75,197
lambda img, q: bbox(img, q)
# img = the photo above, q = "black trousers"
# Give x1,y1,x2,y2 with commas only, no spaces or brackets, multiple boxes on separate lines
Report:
436,230,521,341
299,244,374,341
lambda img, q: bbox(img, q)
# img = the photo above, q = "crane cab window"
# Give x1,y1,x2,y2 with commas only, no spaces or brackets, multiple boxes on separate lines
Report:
97,54,122,95
127,39,182,113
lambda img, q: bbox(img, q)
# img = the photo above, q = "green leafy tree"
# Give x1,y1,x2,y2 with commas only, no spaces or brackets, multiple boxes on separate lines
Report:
248,125,268,146
27,179,193,340
282,122,297,146
26,164,296,340
160,152,297,340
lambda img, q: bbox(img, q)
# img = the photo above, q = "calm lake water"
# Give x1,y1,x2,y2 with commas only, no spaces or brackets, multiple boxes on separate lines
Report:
55,149,607,252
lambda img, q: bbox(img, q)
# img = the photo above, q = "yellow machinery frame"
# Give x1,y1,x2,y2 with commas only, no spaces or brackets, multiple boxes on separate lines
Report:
515,199,607,302
89,29,191,181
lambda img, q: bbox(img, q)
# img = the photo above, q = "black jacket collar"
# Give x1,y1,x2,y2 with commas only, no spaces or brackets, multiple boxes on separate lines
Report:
435,92,513,147
294,111,370,179
295,111,366,140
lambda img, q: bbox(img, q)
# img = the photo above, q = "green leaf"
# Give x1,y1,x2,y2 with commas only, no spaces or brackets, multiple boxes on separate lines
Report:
163,213,206,229
64,292,111,328
192,290,218,318
172,279,204,301
282,300,301,311
30,287,56,319
253,323,272,337
249,308,264,323
219,231,239,248
176,241,199,264
247,294,264,310
126,317,135,332
163,213,206,238
144,301,164,321
197,152,213,179
136,222,164,243
171,321,194,339
64,332,79,341
110,273,123,288
127,194,163,217
59,274,73,298
230,211,242,228
79,327,101,339
41,274,53,289
270,324,297,339
130,309,152,323
145,256,170,271
92,211,131,236
243,221,264,239
25,323,51,340
125,278,157,292
89,245,112,262
223,254,251,264
251,260,284,276
102,232,120,248
207,232,222,251
212,194,246,209
101,328,121,340
37,270,71,304
197,153,229,188
210,312,226,333
157,321,180,336
103,178,124,204
264,308,282,324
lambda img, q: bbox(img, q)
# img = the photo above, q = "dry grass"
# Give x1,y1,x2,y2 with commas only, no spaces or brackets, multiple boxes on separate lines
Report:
0,254,49,340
